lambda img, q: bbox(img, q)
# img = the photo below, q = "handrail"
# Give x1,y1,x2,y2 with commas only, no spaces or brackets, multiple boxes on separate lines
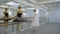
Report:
0,22,17,26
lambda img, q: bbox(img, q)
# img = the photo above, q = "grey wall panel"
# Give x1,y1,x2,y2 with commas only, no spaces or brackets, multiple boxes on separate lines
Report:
48,9,60,23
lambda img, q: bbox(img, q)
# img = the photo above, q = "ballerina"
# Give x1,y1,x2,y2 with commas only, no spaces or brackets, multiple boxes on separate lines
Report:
31,9,40,30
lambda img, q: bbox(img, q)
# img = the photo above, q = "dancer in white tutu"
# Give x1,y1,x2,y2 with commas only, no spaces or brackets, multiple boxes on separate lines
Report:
31,9,40,30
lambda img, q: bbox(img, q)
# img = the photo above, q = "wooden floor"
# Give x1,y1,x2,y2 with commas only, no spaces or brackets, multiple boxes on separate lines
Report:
0,23,60,34
21,23,60,34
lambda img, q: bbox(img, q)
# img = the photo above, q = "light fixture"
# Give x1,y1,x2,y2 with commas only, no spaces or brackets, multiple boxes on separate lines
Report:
40,5,48,9
28,8,35,9
6,2,19,7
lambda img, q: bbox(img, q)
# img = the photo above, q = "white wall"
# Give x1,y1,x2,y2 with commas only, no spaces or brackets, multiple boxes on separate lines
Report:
48,9,60,23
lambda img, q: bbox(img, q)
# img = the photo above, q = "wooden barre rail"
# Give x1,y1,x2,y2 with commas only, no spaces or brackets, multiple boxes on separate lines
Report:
0,17,32,34
0,18,13,20
0,22,18,26
0,21,31,26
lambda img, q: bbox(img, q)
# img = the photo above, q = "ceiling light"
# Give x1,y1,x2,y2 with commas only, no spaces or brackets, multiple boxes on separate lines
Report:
6,2,19,5
40,5,48,9
28,8,35,9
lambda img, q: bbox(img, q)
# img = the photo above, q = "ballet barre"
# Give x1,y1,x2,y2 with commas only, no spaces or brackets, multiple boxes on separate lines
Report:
0,18,13,34
0,17,32,34
0,18,13,20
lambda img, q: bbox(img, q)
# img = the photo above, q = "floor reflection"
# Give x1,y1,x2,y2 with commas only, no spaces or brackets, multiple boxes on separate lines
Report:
0,22,60,34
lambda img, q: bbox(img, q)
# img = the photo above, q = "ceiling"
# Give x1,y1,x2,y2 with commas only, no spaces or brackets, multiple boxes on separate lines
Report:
0,0,60,10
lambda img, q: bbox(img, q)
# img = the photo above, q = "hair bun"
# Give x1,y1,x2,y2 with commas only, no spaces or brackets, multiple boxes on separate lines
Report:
18,5,22,8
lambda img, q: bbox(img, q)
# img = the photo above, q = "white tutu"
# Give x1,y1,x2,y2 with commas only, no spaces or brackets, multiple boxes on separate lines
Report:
31,16,40,27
